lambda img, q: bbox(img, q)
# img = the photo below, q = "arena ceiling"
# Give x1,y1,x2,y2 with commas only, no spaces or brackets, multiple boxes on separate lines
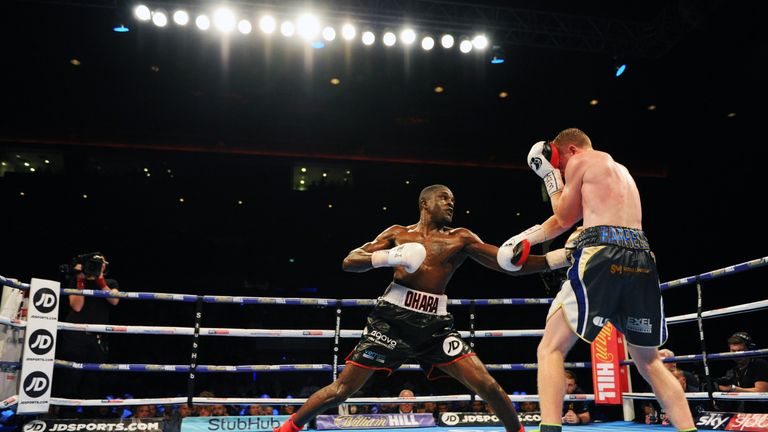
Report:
1,0,760,176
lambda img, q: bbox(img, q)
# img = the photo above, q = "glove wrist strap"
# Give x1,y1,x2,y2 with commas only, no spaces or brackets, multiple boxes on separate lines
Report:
545,249,569,270
371,250,389,268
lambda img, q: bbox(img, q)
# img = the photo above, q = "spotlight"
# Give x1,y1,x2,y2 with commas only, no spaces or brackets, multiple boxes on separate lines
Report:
440,34,454,49
383,31,396,47
362,31,375,46
259,15,276,34
472,35,488,50
134,5,151,21
213,8,236,33
322,26,336,41
196,15,211,30
280,21,295,37
238,20,252,34
341,24,356,40
113,24,129,33
152,9,168,27
173,10,189,25
459,39,473,53
400,29,416,45
421,36,435,51
297,14,321,40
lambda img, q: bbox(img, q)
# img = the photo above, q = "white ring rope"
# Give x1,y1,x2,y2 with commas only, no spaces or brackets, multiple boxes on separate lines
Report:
53,359,594,373
666,299,768,324
27,394,597,408
6,295,767,335
53,322,546,338
623,392,768,401
5,391,765,408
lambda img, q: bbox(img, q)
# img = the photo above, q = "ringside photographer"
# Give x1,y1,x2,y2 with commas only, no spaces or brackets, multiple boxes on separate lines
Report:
52,252,120,412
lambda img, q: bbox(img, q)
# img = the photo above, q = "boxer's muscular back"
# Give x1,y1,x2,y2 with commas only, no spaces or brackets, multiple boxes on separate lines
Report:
580,151,643,229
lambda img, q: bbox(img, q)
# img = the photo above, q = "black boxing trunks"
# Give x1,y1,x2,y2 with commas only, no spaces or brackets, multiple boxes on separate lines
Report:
547,225,668,347
346,282,474,377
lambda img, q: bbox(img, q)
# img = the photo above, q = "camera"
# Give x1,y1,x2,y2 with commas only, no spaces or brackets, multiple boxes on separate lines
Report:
59,252,108,278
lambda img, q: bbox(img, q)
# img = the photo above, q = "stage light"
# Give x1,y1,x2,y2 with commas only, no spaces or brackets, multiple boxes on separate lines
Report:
213,8,236,33
280,21,295,37
238,20,252,34
322,26,336,41
341,24,356,40
362,31,375,46
195,15,210,30
113,25,129,33
459,39,472,53
259,15,276,34
400,29,416,45
134,5,151,21
297,14,320,40
615,63,627,77
173,10,189,26
440,34,454,49
421,36,435,51
472,35,488,50
383,31,396,47
152,9,168,27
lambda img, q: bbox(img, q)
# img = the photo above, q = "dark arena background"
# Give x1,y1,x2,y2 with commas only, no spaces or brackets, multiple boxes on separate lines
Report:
0,0,765,429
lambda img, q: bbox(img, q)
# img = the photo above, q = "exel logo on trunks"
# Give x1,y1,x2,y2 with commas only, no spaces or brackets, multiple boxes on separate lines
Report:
626,316,653,334
368,330,397,349
442,336,463,356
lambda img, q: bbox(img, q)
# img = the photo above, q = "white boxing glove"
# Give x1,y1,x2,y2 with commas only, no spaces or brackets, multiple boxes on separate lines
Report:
371,243,427,273
528,140,564,196
497,225,548,271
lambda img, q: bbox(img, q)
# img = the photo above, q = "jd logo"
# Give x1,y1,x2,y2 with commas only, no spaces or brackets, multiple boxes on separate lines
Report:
529,157,542,171
23,372,50,398
23,420,47,432
33,288,57,313
29,329,54,355
441,413,460,426
443,336,463,356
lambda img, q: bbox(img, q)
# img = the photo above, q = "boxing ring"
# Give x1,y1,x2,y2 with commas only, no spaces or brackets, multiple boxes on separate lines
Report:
2,255,768,431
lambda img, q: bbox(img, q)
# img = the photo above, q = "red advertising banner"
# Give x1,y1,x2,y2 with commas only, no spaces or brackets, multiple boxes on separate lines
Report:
591,322,623,404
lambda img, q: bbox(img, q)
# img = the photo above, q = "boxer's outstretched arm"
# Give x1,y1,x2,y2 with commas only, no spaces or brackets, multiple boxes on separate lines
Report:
462,229,549,275
342,225,403,272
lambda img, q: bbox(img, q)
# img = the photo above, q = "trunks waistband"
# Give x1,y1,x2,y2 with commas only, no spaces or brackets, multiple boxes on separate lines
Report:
379,282,448,316
574,225,651,250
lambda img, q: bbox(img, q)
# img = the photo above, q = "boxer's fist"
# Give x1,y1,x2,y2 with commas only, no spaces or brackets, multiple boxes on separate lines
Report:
528,140,563,196
497,237,531,271
371,243,427,273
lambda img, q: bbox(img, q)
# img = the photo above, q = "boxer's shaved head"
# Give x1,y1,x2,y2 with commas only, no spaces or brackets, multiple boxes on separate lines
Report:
419,184,450,210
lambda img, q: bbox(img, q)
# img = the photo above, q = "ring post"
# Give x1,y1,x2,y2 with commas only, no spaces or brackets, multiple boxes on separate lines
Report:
696,280,717,410
469,299,476,403
186,296,203,408
333,300,342,381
